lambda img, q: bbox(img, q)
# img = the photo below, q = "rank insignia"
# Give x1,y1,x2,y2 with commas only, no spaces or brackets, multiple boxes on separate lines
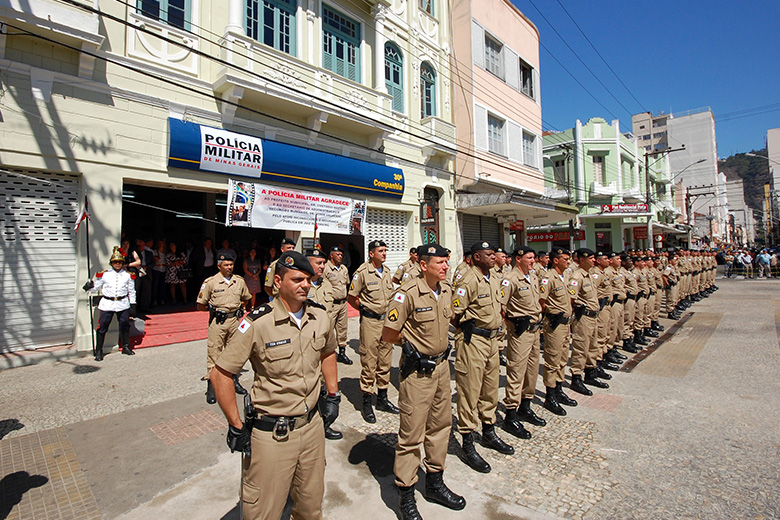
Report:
540,286,545,293
500,289,505,298
388,309,399,322
569,289,576,295
453,298,461,308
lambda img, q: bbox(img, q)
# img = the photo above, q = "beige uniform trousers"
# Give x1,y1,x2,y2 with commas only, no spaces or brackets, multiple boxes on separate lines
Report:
332,302,348,347
666,285,678,311
205,317,239,379
394,359,451,487
596,303,611,356
454,333,500,433
504,322,541,409
634,297,648,331
610,301,624,346
692,273,701,294
653,290,662,320
623,298,637,339
359,315,393,394
542,317,571,388
570,314,597,375
242,415,325,520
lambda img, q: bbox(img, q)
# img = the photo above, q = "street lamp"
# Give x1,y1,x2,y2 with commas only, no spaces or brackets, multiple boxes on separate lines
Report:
670,158,706,184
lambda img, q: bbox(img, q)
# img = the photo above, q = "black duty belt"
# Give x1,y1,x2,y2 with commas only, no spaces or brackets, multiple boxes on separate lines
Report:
626,293,637,301
217,309,243,318
649,291,657,295
598,297,609,309
472,325,501,338
253,408,318,435
574,306,599,318
420,346,452,365
332,298,347,305
360,308,384,320
104,295,128,301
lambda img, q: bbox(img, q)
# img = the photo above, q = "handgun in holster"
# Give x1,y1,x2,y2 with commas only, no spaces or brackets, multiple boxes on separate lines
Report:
460,319,475,345
573,305,585,320
400,341,421,381
510,316,531,336
208,304,216,325
547,313,563,331
241,393,255,457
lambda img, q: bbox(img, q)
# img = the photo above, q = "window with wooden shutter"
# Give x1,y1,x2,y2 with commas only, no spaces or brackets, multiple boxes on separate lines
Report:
246,0,296,55
420,62,436,118
385,42,404,113
323,6,360,82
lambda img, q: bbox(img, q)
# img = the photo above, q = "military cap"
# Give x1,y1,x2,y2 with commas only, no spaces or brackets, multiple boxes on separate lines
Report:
410,247,418,254
368,239,386,251
329,245,344,253
217,252,236,262
550,247,570,259
606,252,618,259
575,248,595,258
641,256,650,261
594,251,609,259
513,245,535,257
537,250,549,258
496,247,505,254
417,243,448,257
277,251,315,277
470,241,495,253
305,248,327,259
281,237,296,247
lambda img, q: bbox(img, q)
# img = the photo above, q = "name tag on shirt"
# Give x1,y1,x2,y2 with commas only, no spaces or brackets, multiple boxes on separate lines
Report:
266,339,291,348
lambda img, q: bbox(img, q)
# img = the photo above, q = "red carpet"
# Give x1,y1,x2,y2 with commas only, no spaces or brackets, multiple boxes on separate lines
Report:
132,303,360,349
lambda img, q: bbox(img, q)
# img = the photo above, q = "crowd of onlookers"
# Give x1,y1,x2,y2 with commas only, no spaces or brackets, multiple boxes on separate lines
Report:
722,248,780,278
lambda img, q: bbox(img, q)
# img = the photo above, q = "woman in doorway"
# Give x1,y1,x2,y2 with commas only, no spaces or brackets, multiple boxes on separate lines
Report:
243,248,263,310
165,241,187,304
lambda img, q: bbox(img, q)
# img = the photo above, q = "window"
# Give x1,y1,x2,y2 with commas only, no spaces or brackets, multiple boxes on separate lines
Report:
487,115,505,156
246,0,296,54
323,6,360,82
654,143,666,151
519,59,534,98
420,62,436,118
522,132,536,167
484,35,503,79
593,155,605,184
643,134,651,140
385,43,404,113
639,124,646,129
653,131,666,138
138,0,189,29
419,0,434,16
553,159,566,188
645,145,652,151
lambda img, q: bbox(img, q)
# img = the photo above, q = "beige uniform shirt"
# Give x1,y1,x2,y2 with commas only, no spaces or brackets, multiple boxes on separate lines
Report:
590,266,612,300
217,300,337,416
623,267,639,296
634,267,649,294
451,261,470,284
264,258,280,297
501,268,542,321
323,261,349,301
606,265,626,299
384,276,453,356
197,274,250,311
308,277,334,314
349,261,394,315
540,269,574,316
393,259,419,285
571,266,600,312
452,265,502,330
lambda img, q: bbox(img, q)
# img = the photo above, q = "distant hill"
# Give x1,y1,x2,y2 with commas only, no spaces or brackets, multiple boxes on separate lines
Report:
719,149,770,210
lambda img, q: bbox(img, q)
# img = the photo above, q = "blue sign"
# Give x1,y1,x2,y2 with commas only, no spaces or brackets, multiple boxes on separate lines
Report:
168,118,404,199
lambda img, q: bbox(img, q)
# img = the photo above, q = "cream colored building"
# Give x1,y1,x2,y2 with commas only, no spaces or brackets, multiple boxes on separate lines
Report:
0,0,457,352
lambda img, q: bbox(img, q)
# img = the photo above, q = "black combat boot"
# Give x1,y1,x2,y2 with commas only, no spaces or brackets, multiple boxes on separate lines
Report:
481,423,515,455
518,398,546,427
595,363,612,380
233,374,247,395
634,330,649,345
120,330,134,355
584,368,609,389
336,346,353,365
556,382,578,407
569,374,593,395
668,311,680,320
206,380,216,404
94,332,105,361
644,327,660,338
503,409,532,439
397,485,423,520
610,347,627,361
652,320,665,331
325,426,343,440
600,359,620,371
543,387,567,416
425,471,466,510
362,393,376,423
604,350,623,365
623,338,640,353
460,432,491,473
376,388,400,414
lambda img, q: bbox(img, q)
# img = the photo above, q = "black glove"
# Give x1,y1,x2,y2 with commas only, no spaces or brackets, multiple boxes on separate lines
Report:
130,304,137,318
226,423,251,456
82,279,94,291
318,392,340,429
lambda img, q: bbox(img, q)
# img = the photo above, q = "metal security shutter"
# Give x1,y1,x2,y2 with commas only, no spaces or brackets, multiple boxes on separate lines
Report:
365,208,409,273
461,214,501,248
0,170,79,351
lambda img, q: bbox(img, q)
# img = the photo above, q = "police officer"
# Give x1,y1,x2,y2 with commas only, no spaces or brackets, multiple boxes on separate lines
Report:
264,237,296,299
211,251,339,520
451,251,472,284
349,239,399,422
622,255,645,349
84,246,137,361
539,248,577,416
535,251,550,280
324,246,353,365
197,253,251,404
383,243,466,520
393,247,420,286
501,246,545,439
648,258,665,332
452,242,514,474
664,254,681,319
592,251,622,370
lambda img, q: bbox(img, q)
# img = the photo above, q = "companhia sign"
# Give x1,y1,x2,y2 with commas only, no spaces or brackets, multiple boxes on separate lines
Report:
527,230,585,242
601,204,649,214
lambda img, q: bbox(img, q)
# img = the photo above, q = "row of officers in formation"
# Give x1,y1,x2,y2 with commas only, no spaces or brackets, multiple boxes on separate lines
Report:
90,238,717,520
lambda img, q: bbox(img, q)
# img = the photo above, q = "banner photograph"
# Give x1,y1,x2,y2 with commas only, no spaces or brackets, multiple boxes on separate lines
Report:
226,179,366,235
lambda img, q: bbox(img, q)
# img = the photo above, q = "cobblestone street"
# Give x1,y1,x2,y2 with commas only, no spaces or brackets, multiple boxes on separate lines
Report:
1,277,779,519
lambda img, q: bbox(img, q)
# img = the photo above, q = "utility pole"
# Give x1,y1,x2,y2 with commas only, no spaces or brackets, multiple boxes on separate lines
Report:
645,146,686,251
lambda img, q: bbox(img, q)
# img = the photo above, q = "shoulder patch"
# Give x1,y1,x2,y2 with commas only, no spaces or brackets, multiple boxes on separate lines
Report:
353,273,359,280
96,271,105,278
387,308,399,322
501,279,511,286
247,305,272,321
541,278,549,284
571,280,578,286
238,319,252,334
569,289,577,295
456,287,467,296
130,273,137,280
394,293,406,303
307,299,326,311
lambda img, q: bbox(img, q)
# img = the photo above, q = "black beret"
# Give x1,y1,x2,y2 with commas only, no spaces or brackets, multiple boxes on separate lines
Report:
277,251,315,277
217,252,235,262
550,247,570,258
417,243,448,257
368,240,386,251
513,246,535,257
575,248,595,258
329,246,343,253
470,241,495,253
537,250,549,258
594,251,609,259
410,247,418,254
495,247,506,254
606,252,618,259
281,237,296,247
305,248,327,259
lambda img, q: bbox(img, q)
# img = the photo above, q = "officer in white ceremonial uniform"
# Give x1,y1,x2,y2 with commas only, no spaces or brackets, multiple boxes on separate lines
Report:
84,246,137,360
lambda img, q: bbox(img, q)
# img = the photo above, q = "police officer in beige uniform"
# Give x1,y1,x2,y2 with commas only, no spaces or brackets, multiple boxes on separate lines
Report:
264,237,296,299
452,242,514,474
451,251,472,284
211,251,339,520
605,253,630,361
664,255,681,319
197,253,251,404
501,246,545,439
393,247,420,286
648,258,665,332
349,239,399,422
592,251,622,371
382,243,465,520
622,255,645,349
324,245,353,365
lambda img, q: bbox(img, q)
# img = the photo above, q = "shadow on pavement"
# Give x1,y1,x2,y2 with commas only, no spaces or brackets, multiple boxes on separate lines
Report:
0,471,48,519
0,419,24,440
348,432,399,516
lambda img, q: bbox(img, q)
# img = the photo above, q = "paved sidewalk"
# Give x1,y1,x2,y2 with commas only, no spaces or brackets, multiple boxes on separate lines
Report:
2,278,780,519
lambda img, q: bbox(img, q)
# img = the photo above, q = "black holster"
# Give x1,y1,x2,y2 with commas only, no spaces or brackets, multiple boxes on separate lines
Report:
599,297,608,310
573,305,585,320
547,313,562,330
509,316,531,336
400,341,421,380
460,319,475,345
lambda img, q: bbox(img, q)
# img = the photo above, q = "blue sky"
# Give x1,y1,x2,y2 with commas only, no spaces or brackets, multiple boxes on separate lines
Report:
511,0,780,157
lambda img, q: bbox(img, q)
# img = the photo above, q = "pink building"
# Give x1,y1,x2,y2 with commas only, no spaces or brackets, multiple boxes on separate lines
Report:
451,0,577,252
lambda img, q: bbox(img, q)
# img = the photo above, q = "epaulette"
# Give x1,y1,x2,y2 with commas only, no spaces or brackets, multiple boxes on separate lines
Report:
130,273,137,280
307,299,326,311
246,305,272,322
96,270,106,278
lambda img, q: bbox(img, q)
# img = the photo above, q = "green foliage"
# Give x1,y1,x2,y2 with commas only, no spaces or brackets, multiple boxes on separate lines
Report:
719,149,770,210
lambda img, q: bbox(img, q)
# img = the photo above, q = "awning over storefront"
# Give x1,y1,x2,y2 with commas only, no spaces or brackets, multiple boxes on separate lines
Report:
167,118,404,199
653,222,690,235
456,191,579,227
